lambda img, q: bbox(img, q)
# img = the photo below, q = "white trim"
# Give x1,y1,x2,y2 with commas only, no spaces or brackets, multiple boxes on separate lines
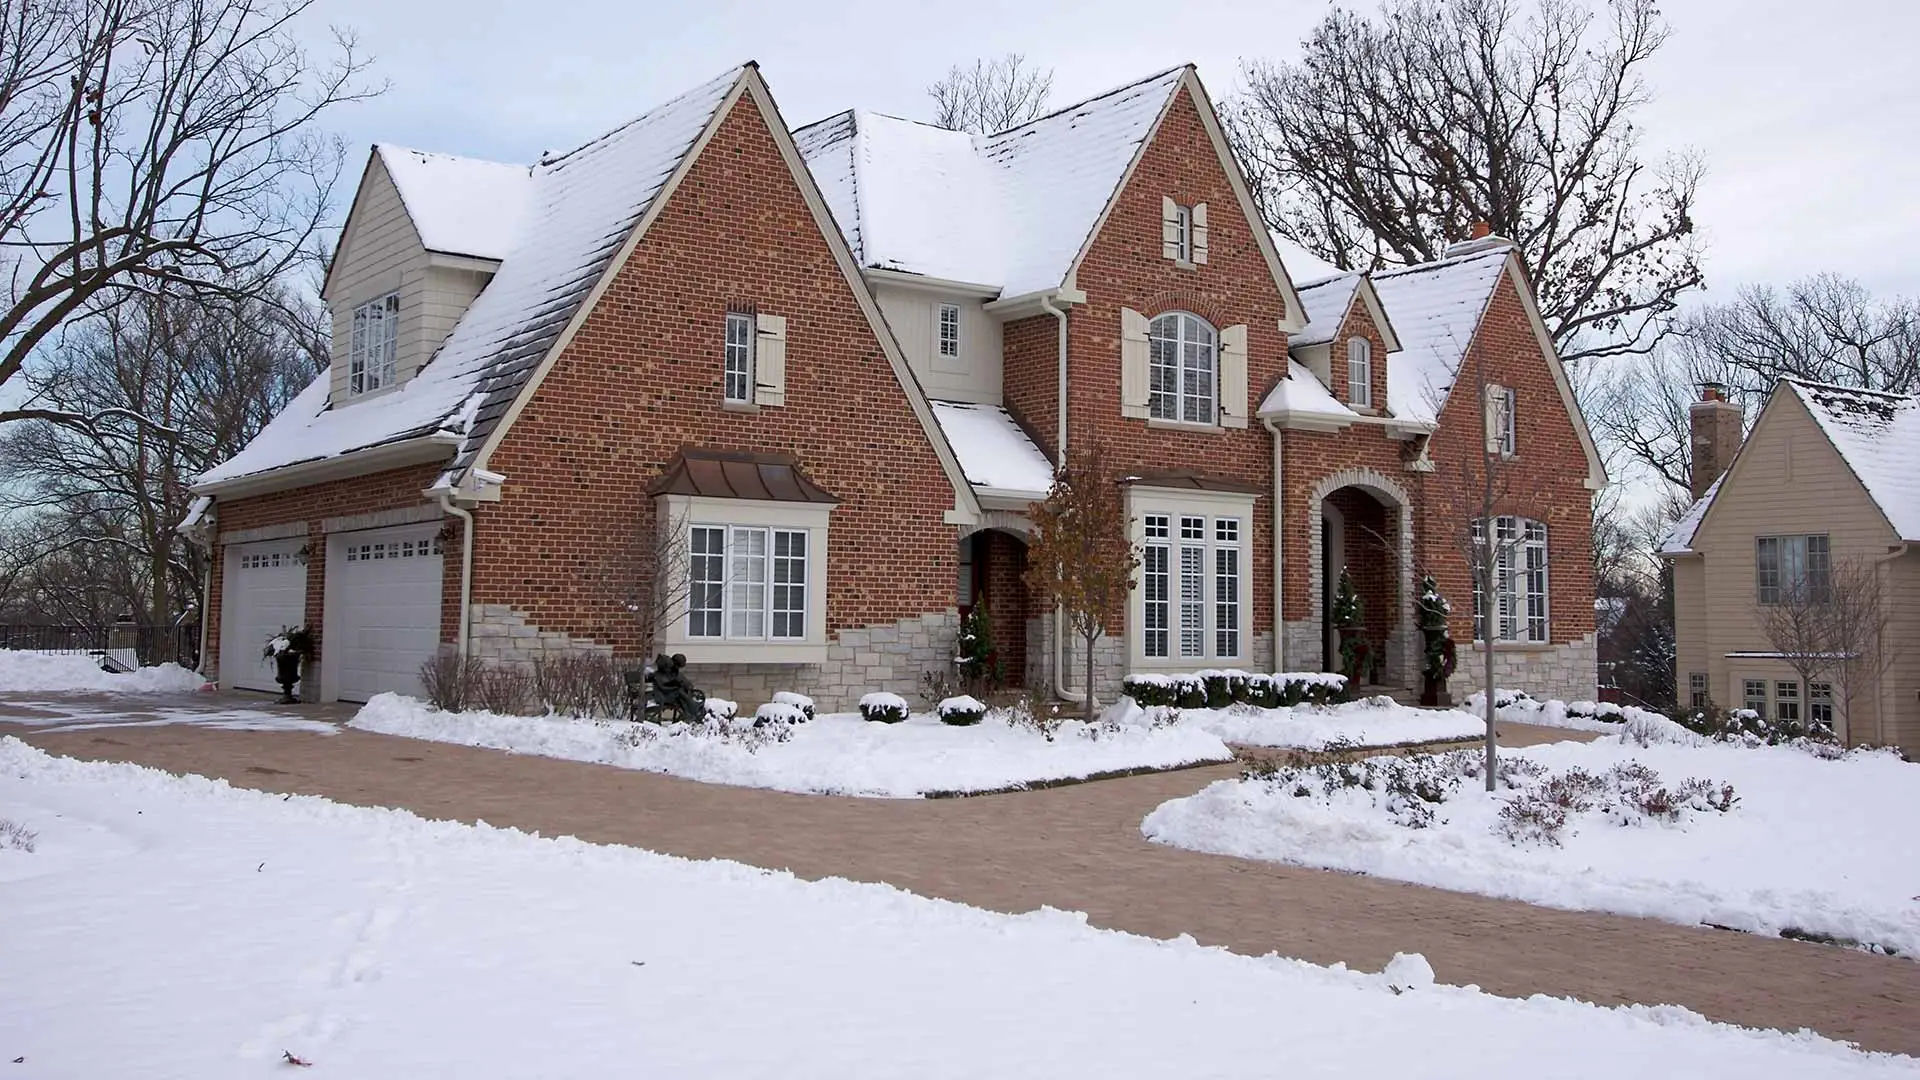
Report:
1124,485,1257,671
863,266,1002,297
1498,259,1608,490
192,433,458,498
1305,468,1417,681
657,493,831,661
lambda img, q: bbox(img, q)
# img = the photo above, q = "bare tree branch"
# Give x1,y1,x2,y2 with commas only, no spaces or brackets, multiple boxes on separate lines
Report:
928,53,1053,134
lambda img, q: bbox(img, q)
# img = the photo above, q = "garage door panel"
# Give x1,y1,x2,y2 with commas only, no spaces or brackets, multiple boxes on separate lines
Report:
333,525,444,703
225,541,307,694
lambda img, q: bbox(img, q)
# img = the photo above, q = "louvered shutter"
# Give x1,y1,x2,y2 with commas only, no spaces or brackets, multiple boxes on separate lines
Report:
1192,203,1209,264
1484,383,1505,454
1219,324,1248,428
1161,197,1182,261
1121,307,1151,418
756,313,787,407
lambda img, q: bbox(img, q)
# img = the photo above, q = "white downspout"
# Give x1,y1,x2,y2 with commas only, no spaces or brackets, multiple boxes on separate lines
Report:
435,493,476,658
1039,292,1085,706
1266,418,1284,672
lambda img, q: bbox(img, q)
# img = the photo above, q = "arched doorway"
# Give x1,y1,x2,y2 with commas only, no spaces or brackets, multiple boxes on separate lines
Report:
1307,469,1417,689
956,527,1030,689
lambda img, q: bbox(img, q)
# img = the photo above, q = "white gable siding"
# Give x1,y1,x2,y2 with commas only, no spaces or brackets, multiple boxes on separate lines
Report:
327,157,427,403
871,283,1002,405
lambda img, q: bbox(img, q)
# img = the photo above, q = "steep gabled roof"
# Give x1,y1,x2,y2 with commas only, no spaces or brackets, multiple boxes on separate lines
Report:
1660,475,1722,555
199,68,745,489
1369,243,1511,424
793,68,1183,295
1289,273,1362,348
377,145,534,262
1788,380,1920,540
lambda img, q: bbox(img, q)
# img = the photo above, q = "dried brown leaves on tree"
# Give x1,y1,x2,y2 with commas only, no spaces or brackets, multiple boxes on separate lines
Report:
1024,442,1139,723
928,53,1053,134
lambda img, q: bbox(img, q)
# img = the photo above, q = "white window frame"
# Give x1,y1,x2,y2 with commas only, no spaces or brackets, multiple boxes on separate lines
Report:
658,495,831,664
1741,678,1768,716
936,302,962,360
1471,516,1549,643
724,311,755,404
1128,487,1252,669
1774,680,1800,725
1755,534,1829,605
1175,203,1194,262
1500,386,1517,456
1346,337,1372,408
1808,681,1834,732
1148,312,1217,425
349,293,399,395
1688,671,1708,710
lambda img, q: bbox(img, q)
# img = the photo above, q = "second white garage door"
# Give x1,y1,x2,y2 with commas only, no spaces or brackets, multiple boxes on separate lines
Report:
331,524,444,703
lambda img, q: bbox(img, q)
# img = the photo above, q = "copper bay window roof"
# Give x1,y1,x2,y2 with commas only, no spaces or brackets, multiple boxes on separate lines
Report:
647,449,840,504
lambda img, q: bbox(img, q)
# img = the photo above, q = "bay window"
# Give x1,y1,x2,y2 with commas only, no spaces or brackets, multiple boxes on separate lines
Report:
688,525,808,642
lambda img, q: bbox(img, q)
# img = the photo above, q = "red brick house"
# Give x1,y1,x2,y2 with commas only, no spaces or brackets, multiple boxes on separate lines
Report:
191,63,1604,710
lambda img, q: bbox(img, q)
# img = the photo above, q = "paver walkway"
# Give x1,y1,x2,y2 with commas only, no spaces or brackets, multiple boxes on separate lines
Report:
4,692,1915,1056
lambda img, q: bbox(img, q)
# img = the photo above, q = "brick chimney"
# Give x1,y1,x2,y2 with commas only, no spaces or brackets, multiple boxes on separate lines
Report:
1470,220,1492,240
1689,381,1742,499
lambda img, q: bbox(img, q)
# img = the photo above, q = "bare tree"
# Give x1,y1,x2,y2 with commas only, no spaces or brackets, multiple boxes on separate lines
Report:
1025,441,1139,724
626,502,692,664
1823,557,1897,744
928,53,1053,134
0,0,380,434
1230,0,1702,365
1751,559,1835,731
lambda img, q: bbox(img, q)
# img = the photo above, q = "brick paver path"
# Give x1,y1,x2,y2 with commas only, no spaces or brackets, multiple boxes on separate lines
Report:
4,692,1915,1056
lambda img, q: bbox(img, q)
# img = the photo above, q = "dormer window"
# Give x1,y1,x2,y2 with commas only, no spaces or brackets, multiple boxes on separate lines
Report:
937,302,961,359
350,293,399,394
1347,337,1372,408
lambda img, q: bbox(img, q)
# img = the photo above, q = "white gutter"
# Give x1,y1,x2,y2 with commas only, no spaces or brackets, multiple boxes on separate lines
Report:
1038,291,1086,707
1265,418,1284,670
433,492,476,660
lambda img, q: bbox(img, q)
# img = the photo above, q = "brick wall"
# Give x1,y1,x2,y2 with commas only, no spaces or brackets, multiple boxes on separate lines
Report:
978,528,1031,686
1002,315,1059,460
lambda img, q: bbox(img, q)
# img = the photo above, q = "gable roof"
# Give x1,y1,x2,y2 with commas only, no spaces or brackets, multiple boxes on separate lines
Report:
1788,380,1920,540
1660,474,1722,555
377,145,535,262
1369,244,1511,424
1289,273,1362,348
793,68,1183,295
198,68,745,490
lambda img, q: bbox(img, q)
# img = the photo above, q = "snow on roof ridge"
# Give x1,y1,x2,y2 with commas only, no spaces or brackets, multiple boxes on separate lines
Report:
976,64,1187,140
1660,474,1722,554
1783,376,1914,401
1295,271,1361,291
1372,241,1513,280
540,64,747,169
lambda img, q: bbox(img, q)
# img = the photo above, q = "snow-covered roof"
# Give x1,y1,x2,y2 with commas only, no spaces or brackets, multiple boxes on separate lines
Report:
1660,475,1721,555
377,145,535,262
1259,360,1358,420
929,400,1055,498
1289,273,1361,348
200,68,744,489
1370,245,1511,424
1273,234,1344,283
1787,380,1920,540
793,68,1184,295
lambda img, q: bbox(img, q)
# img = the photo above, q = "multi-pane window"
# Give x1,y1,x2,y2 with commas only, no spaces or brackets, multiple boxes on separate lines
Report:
1775,680,1800,724
1471,516,1549,643
1347,338,1372,407
1499,387,1517,456
724,312,755,403
1174,203,1194,261
349,293,399,394
1809,682,1834,732
1688,672,1708,710
1755,534,1829,605
937,303,961,359
1742,679,1768,715
1142,511,1243,661
687,525,808,641
1148,312,1216,424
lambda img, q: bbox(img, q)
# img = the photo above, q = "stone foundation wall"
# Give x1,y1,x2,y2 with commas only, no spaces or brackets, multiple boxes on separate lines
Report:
1456,634,1599,703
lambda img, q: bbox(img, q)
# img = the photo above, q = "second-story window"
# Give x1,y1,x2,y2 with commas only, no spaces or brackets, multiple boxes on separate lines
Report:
1755,534,1829,605
937,302,961,359
724,311,755,403
1347,337,1372,408
349,293,399,395
1149,312,1216,424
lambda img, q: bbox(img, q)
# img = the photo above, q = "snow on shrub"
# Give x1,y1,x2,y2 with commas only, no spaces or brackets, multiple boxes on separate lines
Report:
704,698,738,724
859,691,909,724
937,695,988,727
771,691,814,722
754,702,808,728
1122,670,1345,710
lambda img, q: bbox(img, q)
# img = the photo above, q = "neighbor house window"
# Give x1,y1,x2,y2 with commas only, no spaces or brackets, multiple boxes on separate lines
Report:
1471,516,1549,643
937,302,961,359
1755,534,1829,605
1347,338,1372,408
1148,312,1217,424
1141,509,1244,661
1742,679,1767,716
349,293,399,394
1688,672,1708,710
1809,681,1834,732
1775,680,1800,725
687,524,808,641
724,311,755,403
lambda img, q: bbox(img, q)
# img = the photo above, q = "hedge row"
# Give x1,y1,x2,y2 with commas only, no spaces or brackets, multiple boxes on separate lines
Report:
1122,669,1348,710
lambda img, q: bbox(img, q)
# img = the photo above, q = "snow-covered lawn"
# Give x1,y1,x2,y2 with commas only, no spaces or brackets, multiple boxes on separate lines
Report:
1,738,1910,1077
1179,696,1484,750
1144,725,1920,956
0,650,204,693
350,693,1232,798
0,700,338,736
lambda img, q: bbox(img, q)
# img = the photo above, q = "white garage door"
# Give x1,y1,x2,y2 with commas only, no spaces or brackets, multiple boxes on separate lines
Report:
225,540,308,693
332,524,445,703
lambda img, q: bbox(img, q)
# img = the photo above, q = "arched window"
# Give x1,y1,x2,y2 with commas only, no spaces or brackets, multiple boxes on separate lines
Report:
1347,337,1372,407
1148,312,1217,423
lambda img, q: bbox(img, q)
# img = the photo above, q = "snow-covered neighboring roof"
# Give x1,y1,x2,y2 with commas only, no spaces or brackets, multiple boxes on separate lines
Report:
200,68,744,488
1259,360,1359,420
377,146,535,262
1272,234,1344,283
929,400,1055,497
793,68,1184,295
1370,245,1511,424
1787,380,1920,540
1289,273,1361,348
1660,475,1720,555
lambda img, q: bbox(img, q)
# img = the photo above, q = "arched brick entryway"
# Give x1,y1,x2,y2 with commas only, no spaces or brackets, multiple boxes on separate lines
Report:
1306,469,1417,689
957,525,1031,689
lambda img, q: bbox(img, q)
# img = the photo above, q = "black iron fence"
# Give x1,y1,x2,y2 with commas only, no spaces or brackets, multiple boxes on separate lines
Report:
0,623,201,671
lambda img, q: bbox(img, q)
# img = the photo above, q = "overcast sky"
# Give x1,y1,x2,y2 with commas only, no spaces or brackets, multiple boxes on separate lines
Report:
307,0,1919,301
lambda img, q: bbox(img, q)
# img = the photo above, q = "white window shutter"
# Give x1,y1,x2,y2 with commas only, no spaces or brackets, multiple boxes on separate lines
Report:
1121,307,1151,418
1484,383,1505,454
1161,197,1181,261
1192,202,1209,264
756,313,787,407
1219,323,1248,428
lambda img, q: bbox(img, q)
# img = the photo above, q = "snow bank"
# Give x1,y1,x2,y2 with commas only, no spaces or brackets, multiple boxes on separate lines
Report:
350,694,1232,798
1180,698,1483,750
1145,735,1920,956
0,737,1906,1076
0,651,204,694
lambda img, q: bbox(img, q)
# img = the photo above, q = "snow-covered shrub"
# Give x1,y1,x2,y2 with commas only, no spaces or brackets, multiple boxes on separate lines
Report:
771,691,814,723
754,702,808,728
0,817,36,853
531,651,625,718
470,662,537,716
1242,673,1280,709
1244,749,1460,829
1174,674,1207,709
1495,761,1736,846
1225,670,1253,705
997,697,1067,742
1677,704,1835,747
937,694,988,727
1619,709,1711,748
703,698,738,724
1273,671,1346,706
1197,670,1234,709
859,691,909,724
1122,674,1169,708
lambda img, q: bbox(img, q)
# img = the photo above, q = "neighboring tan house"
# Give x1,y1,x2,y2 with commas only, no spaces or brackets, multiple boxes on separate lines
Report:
1663,380,1919,753
189,62,1605,711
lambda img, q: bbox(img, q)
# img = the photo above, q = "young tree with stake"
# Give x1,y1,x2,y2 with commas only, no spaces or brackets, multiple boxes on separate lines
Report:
1025,442,1140,724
